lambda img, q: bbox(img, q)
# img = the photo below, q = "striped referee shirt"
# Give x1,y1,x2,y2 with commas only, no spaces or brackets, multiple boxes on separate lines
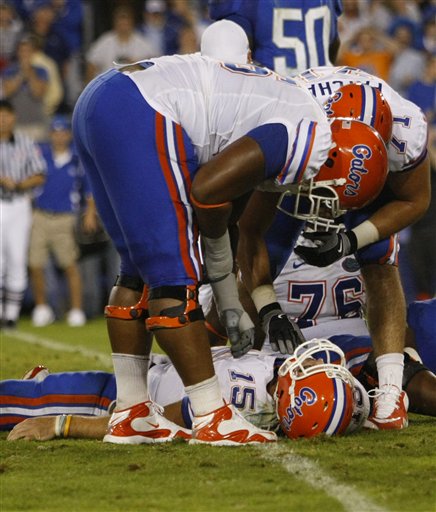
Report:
0,131,47,200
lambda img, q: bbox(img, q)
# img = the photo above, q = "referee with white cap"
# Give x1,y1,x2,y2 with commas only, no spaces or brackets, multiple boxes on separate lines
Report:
0,99,46,329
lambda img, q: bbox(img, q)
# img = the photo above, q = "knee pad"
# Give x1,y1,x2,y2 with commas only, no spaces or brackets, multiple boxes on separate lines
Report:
146,285,204,330
104,275,149,320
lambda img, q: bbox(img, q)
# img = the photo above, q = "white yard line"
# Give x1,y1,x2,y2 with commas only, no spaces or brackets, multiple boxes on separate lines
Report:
4,330,112,368
258,444,389,512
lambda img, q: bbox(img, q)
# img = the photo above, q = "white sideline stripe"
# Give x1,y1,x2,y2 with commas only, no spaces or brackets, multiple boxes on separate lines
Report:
5,330,112,368
258,444,389,512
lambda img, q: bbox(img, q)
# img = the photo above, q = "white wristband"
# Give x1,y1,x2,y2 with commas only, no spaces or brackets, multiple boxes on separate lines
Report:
251,285,278,313
55,414,67,438
202,232,233,280
351,220,379,250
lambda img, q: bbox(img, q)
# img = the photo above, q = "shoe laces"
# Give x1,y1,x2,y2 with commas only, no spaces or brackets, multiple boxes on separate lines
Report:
149,401,164,416
368,384,401,418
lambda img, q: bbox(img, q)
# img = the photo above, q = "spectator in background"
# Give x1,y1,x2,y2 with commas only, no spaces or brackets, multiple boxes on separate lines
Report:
49,0,83,107
29,32,63,116
421,18,436,55
85,4,157,83
28,1,71,77
2,34,49,141
366,0,422,34
337,0,370,46
141,0,181,56
338,26,399,82
50,0,83,55
0,2,23,72
0,99,46,329
407,53,436,124
177,20,199,54
29,115,89,327
388,20,425,97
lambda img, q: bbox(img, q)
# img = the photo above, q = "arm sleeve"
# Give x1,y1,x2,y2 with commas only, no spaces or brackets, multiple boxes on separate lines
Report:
246,118,332,187
245,123,288,179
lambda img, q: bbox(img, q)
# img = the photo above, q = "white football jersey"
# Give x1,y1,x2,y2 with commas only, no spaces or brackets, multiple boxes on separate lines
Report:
292,66,428,173
148,346,368,434
148,346,279,430
275,250,365,324
123,54,331,185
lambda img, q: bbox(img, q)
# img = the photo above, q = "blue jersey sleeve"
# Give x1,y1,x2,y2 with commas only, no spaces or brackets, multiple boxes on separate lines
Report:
407,300,436,373
245,123,288,180
0,371,116,431
209,0,255,39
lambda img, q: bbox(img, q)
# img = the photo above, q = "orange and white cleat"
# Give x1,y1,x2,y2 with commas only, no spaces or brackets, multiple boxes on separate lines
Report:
365,387,409,430
190,402,277,446
103,401,191,444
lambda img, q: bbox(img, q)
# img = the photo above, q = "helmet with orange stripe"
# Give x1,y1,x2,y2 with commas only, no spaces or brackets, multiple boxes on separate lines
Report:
275,339,355,439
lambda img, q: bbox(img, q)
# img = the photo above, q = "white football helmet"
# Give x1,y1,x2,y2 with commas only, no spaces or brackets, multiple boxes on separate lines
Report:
275,339,356,439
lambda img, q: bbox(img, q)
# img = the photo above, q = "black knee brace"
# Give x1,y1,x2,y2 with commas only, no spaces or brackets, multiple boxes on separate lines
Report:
146,285,204,330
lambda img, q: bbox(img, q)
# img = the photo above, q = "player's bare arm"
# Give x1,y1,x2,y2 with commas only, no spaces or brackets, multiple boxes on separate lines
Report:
191,136,266,238
6,400,196,442
238,190,280,293
367,155,431,240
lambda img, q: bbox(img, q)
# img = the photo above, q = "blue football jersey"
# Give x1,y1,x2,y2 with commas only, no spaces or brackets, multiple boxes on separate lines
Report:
209,0,343,75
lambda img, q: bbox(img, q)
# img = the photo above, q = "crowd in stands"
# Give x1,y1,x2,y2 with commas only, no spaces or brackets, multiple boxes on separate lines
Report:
0,0,434,326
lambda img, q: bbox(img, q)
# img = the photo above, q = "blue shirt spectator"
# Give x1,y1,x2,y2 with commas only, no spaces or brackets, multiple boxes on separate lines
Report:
34,115,88,213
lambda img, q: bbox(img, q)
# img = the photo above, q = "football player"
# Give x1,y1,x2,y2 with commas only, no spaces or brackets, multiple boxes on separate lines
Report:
237,75,430,431
198,21,429,431
4,301,436,441
209,0,343,76
3,340,370,441
72,47,388,446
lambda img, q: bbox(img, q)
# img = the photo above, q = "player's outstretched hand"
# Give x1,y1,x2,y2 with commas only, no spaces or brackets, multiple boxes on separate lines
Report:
260,304,305,354
221,309,255,358
7,417,56,441
294,231,358,267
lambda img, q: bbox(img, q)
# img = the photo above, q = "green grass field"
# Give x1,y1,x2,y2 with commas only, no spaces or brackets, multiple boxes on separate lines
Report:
1,317,436,512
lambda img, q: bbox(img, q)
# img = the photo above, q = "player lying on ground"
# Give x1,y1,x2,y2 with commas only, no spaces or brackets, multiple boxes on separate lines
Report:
3,302,436,442
3,340,370,441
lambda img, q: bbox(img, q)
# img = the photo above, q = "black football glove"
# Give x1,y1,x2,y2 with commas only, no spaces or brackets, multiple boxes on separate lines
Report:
259,303,305,354
294,230,358,267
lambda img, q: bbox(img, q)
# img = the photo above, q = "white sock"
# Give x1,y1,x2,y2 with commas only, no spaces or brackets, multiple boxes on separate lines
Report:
376,353,404,391
112,353,150,410
185,375,223,416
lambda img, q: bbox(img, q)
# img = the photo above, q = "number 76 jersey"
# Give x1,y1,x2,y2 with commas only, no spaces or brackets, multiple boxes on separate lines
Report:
274,247,368,338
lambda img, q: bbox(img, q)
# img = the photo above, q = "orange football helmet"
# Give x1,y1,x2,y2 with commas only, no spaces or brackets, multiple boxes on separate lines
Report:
275,339,355,439
324,83,393,144
277,118,389,230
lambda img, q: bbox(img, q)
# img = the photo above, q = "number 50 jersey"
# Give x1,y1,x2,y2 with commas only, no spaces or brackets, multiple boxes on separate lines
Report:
209,0,343,76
